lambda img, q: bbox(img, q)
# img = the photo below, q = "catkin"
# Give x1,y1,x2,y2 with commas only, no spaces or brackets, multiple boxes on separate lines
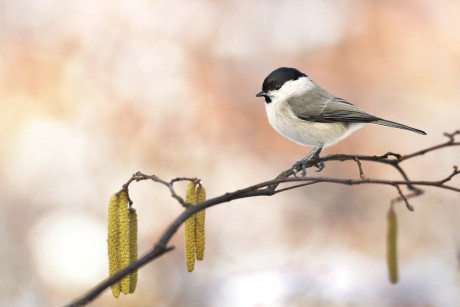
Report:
128,208,138,293
108,193,121,298
118,190,131,294
185,181,197,205
386,205,399,284
195,185,206,261
184,181,197,272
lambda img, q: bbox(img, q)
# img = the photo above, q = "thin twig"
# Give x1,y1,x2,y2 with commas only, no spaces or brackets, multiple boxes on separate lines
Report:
438,165,460,184
393,184,414,211
353,157,366,179
399,130,460,161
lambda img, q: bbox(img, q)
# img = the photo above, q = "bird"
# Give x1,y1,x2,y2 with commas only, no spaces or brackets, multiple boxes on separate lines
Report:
255,67,426,175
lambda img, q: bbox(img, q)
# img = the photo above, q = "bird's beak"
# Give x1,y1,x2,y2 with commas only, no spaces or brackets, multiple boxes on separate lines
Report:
256,91,266,97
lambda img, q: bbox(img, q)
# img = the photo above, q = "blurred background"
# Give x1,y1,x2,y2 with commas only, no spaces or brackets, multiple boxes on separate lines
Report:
1,0,460,306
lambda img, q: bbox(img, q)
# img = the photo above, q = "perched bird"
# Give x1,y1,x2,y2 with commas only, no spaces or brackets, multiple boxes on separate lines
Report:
256,67,426,175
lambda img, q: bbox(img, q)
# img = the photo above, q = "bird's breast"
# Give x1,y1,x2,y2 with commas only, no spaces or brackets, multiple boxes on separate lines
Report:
264,101,360,147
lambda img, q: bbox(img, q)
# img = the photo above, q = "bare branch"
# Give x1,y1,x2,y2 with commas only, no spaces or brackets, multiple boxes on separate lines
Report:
399,130,460,161
438,165,460,184
393,184,414,211
66,131,460,306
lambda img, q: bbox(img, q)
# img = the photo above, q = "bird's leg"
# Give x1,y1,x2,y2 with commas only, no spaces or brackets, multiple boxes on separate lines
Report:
292,147,324,176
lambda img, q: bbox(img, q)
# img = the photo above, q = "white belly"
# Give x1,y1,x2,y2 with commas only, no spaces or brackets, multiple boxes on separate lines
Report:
265,101,363,148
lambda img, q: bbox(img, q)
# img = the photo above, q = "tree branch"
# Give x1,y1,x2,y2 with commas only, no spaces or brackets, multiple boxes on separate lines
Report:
66,131,460,307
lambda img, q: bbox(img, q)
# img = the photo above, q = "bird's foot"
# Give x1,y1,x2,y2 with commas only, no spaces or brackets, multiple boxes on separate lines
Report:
291,147,325,176
314,159,325,172
292,159,307,177
291,157,326,177
291,157,325,177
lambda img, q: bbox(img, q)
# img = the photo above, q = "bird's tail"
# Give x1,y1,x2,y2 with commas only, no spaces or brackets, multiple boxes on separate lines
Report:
374,119,426,135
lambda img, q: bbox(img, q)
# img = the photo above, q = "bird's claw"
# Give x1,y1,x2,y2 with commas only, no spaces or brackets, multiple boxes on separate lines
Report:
291,158,325,176
292,160,308,177
314,160,325,172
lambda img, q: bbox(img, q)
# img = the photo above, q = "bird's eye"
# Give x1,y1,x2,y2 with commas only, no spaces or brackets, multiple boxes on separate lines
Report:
275,85,281,90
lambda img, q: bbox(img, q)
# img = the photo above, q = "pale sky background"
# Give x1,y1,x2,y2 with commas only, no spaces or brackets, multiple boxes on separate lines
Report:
1,1,460,306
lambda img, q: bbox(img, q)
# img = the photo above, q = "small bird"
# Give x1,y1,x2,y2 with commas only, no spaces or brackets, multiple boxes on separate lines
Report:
256,67,426,175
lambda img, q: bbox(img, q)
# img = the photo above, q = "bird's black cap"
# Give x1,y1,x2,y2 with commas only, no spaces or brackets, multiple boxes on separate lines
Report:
259,67,307,94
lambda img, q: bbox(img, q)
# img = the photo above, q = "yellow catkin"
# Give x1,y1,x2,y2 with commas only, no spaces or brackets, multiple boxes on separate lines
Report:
118,190,131,294
195,185,206,261
386,205,399,284
128,208,138,293
184,181,197,272
107,193,121,298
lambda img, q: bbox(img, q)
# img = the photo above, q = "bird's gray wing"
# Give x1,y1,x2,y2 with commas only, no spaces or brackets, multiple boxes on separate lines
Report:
289,93,427,135
321,97,379,122
287,86,332,120
324,98,426,134
289,94,379,123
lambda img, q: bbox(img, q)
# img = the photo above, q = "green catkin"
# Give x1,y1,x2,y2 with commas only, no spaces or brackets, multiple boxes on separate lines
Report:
107,193,121,298
184,181,197,272
195,185,206,261
386,205,399,284
128,208,138,293
118,190,131,294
